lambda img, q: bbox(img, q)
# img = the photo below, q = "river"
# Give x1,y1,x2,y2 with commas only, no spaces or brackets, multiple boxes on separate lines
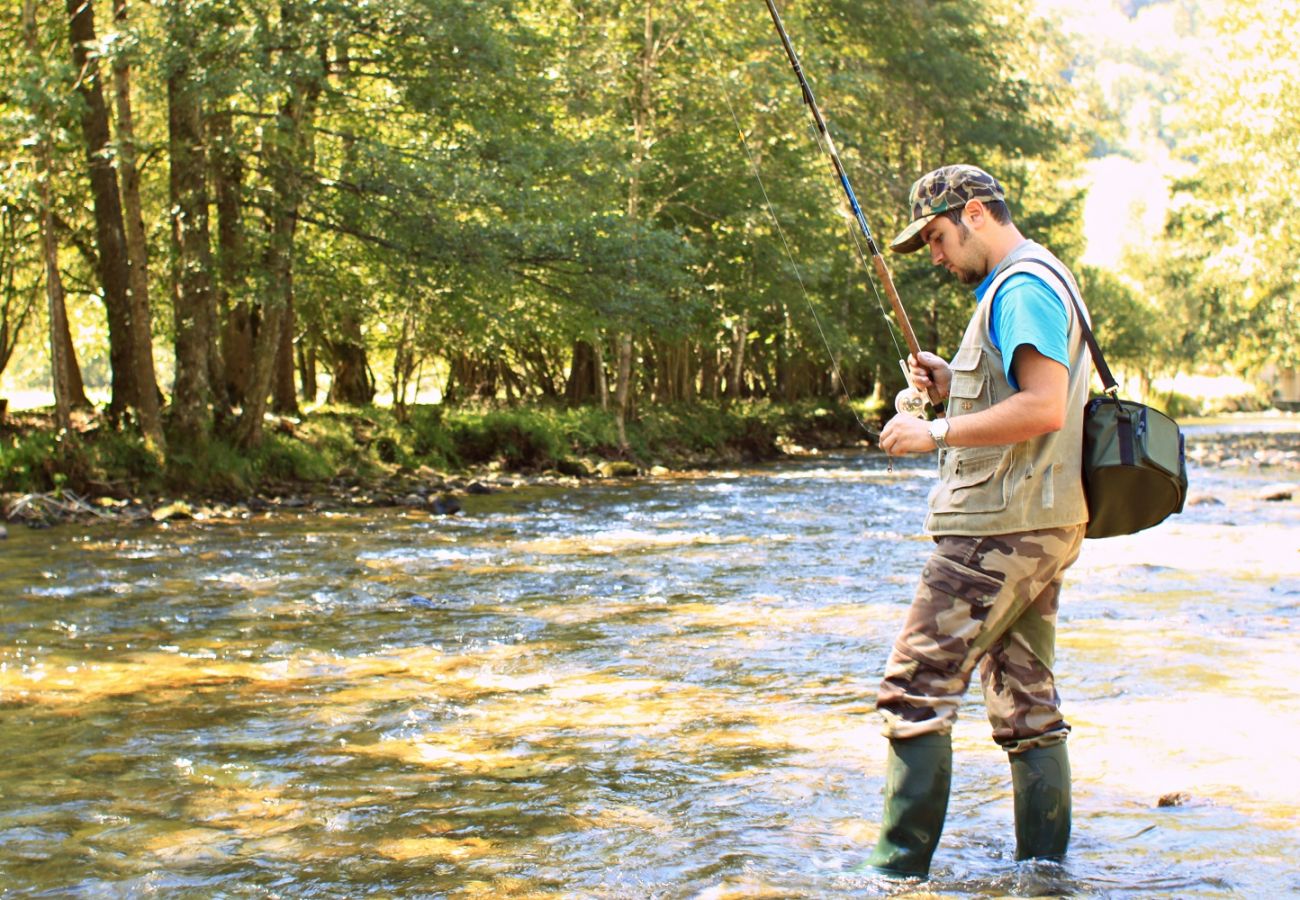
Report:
2,420,1297,898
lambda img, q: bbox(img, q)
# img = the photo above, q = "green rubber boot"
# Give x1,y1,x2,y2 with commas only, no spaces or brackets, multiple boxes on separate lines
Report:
1010,742,1071,861
865,732,952,877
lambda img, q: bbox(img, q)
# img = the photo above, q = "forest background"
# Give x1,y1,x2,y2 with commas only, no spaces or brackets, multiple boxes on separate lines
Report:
0,0,1295,498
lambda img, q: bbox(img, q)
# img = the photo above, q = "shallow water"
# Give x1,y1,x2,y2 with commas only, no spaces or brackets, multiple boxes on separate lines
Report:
2,424,1298,898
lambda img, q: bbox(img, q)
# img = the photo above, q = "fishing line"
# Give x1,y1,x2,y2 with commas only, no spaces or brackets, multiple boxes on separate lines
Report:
719,83,883,442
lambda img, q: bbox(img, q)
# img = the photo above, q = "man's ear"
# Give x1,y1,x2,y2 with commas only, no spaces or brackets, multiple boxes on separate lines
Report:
963,198,986,228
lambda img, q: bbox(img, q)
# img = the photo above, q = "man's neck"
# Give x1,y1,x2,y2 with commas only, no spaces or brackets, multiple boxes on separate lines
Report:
984,226,1029,272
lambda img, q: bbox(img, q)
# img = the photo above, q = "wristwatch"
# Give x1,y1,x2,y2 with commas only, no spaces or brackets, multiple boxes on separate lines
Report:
928,418,950,450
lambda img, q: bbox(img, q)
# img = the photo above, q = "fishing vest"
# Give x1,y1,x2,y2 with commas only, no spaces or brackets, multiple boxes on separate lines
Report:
924,243,1092,536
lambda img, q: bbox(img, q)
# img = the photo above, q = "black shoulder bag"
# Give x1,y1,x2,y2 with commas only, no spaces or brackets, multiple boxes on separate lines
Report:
1017,259,1189,539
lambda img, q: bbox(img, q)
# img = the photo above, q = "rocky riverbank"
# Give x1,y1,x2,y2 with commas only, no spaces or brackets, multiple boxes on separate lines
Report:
2,414,1295,534
0,457,656,532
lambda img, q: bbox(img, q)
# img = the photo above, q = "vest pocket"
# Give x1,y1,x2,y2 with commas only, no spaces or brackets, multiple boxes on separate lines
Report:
948,345,988,412
931,447,1013,514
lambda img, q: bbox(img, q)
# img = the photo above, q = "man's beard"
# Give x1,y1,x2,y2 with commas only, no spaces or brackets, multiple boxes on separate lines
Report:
951,222,985,285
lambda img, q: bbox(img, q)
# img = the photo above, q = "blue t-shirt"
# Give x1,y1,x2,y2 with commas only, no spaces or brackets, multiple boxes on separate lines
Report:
973,270,1069,390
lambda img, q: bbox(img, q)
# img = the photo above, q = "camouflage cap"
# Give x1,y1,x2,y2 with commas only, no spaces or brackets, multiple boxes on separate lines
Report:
888,165,1006,254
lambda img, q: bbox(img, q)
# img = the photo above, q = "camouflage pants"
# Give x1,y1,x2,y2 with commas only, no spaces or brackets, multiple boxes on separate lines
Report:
876,525,1085,753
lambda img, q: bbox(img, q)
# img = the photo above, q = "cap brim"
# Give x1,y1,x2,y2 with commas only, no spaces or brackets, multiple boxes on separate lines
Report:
888,214,935,254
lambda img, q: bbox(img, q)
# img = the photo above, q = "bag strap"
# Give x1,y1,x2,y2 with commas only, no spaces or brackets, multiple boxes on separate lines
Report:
1008,256,1120,397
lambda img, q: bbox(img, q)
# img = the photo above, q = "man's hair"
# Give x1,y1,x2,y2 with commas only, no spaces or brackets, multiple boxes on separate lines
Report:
940,199,1012,226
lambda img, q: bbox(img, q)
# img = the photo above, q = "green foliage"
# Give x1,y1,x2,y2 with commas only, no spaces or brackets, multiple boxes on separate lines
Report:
1077,265,1161,376
1145,0,1300,371
3,0,1103,446
0,430,62,493
164,440,257,497
446,409,567,470
258,434,337,483
405,406,457,468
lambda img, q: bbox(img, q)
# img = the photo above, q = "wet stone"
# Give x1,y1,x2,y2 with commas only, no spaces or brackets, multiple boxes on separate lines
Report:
151,501,194,522
597,461,639,478
555,459,591,478
431,494,462,516
1257,483,1296,502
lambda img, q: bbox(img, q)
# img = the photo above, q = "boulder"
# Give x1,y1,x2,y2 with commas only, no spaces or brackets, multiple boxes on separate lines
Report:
431,493,462,515
555,458,592,478
597,461,639,478
1257,483,1296,502
151,501,194,522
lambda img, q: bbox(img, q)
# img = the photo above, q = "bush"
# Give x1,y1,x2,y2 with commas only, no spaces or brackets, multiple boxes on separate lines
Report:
258,434,335,482
406,405,457,467
0,431,63,493
165,440,257,496
447,409,565,470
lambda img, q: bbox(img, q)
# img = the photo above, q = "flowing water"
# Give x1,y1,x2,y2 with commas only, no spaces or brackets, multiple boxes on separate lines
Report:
2,421,1298,898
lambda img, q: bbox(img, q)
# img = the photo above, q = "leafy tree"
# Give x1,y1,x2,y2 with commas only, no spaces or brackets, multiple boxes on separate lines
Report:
1152,0,1299,370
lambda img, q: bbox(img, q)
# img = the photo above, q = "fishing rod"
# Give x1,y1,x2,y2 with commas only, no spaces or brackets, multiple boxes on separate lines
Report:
762,0,943,417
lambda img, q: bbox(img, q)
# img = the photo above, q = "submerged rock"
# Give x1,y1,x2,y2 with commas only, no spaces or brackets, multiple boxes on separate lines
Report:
431,493,462,515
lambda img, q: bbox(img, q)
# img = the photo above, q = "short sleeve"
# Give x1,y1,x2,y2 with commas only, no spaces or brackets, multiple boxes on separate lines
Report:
990,273,1070,390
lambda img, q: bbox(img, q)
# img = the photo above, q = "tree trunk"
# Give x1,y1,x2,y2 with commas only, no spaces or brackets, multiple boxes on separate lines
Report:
594,334,609,410
110,0,164,453
233,2,322,448
26,2,72,432
298,339,317,404
325,315,374,405
727,310,748,401
42,216,74,435
272,300,298,413
614,333,633,451
698,343,720,401
391,313,417,415
167,24,216,444
566,339,598,406
616,1,658,453
65,0,142,423
211,107,253,410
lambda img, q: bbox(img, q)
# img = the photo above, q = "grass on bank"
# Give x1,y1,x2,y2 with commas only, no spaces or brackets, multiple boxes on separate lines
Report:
0,400,876,499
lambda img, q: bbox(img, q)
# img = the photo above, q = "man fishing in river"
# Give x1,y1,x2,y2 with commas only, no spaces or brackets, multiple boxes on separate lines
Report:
870,165,1092,878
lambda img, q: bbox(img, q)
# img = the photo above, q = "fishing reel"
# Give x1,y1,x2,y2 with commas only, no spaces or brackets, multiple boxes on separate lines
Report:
893,359,930,418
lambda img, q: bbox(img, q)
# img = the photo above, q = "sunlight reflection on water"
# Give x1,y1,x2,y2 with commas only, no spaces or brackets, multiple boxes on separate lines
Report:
1,438,1298,897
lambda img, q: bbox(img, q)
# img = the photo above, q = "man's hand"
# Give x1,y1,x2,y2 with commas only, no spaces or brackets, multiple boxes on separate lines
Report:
907,352,951,400
879,412,937,456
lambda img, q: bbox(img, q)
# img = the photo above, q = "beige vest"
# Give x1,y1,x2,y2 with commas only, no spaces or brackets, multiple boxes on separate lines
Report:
925,243,1092,536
